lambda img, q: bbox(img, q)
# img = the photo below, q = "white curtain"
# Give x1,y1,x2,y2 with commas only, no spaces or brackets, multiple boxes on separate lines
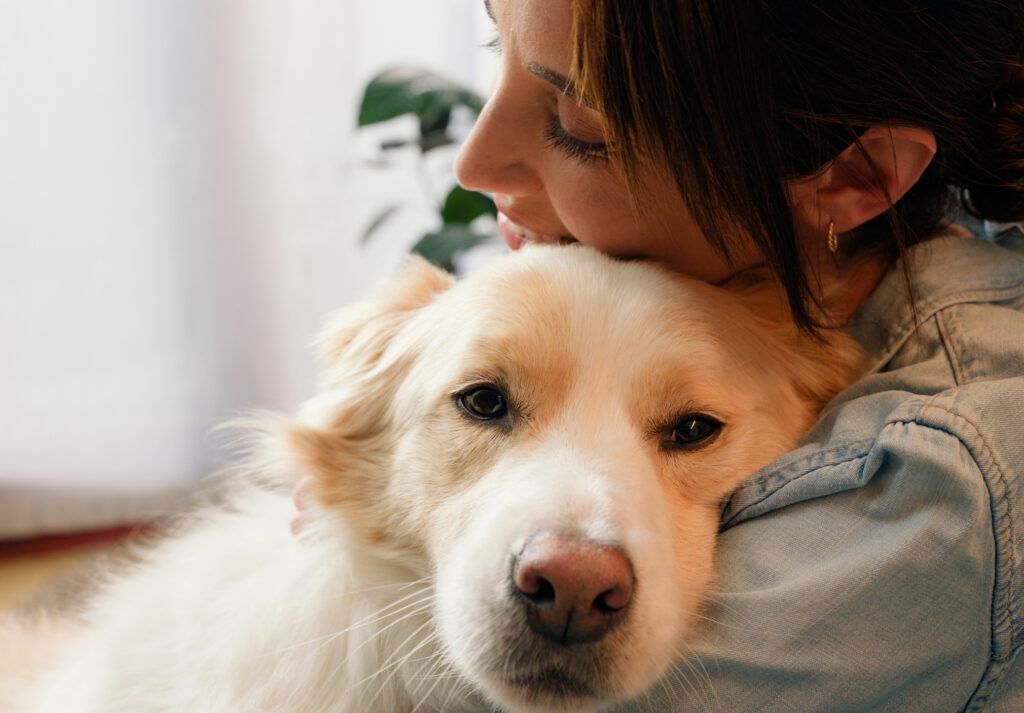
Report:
0,0,496,539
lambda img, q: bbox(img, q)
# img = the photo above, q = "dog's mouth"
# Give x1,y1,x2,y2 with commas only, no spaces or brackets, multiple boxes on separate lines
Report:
498,666,603,706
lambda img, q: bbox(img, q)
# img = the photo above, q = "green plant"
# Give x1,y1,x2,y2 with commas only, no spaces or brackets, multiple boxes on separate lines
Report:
357,67,498,272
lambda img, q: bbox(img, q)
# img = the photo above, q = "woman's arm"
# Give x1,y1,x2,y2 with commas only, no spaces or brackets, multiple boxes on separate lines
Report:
628,377,1024,713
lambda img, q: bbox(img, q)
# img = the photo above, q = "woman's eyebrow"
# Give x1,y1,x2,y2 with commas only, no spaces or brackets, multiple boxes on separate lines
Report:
526,62,579,101
481,0,587,106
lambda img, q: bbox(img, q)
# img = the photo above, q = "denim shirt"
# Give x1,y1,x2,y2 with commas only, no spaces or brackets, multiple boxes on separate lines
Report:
623,225,1024,712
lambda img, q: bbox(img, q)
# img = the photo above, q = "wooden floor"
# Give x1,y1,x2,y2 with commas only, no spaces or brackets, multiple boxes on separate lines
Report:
0,545,110,612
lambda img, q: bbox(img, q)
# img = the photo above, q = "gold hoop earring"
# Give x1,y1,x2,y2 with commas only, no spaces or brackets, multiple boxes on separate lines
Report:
827,219,838,254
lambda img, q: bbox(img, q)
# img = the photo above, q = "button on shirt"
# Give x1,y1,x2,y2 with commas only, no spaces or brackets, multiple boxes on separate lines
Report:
623,226,1024,712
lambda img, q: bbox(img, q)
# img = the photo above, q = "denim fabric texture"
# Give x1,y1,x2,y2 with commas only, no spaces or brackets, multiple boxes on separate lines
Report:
619,225,1024,712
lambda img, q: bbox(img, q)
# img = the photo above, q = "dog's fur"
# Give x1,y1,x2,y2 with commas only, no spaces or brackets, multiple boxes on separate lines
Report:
1,245,861,713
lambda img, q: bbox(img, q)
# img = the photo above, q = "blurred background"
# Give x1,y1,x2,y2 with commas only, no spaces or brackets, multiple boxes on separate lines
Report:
0,0,500,541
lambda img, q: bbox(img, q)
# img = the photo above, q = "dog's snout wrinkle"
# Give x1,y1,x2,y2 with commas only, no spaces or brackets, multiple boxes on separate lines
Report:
512,535,634,645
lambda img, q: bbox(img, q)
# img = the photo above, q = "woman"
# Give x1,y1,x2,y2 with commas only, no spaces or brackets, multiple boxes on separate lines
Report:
454,0,1024,710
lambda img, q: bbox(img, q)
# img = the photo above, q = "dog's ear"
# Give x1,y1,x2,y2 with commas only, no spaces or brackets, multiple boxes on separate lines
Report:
281,256,453,539
722,270,863,416
315,255,454,383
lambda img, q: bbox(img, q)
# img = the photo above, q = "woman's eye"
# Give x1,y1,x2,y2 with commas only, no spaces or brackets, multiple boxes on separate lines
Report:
457,385,509,421
543,115,608,165
664,415,722,451
481,33,501,55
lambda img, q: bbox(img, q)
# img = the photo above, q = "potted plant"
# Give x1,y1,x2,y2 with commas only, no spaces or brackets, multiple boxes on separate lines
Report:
357,67,498,272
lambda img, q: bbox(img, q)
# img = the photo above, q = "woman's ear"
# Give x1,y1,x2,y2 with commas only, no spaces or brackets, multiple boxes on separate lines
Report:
791,125,937,234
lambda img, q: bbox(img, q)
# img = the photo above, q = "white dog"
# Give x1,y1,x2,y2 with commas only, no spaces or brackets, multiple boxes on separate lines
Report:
2,244,860,713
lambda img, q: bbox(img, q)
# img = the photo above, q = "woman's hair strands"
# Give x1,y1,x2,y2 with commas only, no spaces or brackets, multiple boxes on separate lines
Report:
569,0,1024,332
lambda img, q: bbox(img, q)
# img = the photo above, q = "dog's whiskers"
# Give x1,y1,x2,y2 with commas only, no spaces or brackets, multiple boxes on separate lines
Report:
261,585,434,658
444,675,481,713
668,641,718,711
685,644,716,699
408,661,455,713
354,619,438,710
324,594,435,688
343,591,436,639
407,644,452,692
336,576,432,599
702,593,745,617
405,639,482,711
341,593,435,658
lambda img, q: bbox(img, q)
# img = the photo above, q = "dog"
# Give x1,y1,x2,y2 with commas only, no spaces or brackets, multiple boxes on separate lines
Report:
2,244,860,713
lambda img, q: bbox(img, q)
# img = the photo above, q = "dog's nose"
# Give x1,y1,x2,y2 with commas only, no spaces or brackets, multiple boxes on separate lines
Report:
513,535,634,645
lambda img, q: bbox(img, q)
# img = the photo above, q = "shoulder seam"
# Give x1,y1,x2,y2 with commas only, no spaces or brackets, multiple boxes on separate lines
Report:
869,282,1024,373
934,310,965,386
720,439,876,527
914,402,1016,600
896,401,1019,711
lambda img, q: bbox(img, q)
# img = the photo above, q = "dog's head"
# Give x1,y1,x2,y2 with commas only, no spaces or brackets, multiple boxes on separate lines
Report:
285,245,860,712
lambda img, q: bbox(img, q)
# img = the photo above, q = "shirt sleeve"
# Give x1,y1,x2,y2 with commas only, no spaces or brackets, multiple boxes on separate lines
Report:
616,412,996,713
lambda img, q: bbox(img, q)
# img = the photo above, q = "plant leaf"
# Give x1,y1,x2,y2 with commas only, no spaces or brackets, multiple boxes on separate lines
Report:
418,130,454,153
411,224,496,272
419,108,452,138
359,205,401,245
440,186,497,225
358,68,485,128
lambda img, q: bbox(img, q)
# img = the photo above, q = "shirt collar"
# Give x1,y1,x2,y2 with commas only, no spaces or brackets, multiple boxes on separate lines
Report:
848,224,1024,374
720,223,1024,527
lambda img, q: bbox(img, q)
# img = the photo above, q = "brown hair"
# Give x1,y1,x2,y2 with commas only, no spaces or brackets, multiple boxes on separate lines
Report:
569,0,1024,330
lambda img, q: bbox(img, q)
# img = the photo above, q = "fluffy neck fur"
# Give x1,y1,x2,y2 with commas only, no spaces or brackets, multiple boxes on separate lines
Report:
10,489,482,713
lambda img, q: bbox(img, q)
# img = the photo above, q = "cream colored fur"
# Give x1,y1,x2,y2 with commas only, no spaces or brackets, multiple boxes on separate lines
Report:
1,245,861,713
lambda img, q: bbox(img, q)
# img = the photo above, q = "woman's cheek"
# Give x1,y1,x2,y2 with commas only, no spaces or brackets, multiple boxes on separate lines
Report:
548,167,639,253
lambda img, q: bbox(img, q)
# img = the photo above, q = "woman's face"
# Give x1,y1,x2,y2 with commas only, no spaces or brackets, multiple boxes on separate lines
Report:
454,0,763,282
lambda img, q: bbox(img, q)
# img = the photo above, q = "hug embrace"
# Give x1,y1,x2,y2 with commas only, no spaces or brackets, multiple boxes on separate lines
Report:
459,0,1023,709
4,1,1024,712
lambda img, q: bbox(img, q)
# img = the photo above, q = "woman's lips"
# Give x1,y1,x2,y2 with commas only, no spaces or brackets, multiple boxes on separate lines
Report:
497,212,576,251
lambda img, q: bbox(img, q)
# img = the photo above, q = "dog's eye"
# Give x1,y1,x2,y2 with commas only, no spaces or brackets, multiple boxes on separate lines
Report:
457,385,509,421
665,415,722,451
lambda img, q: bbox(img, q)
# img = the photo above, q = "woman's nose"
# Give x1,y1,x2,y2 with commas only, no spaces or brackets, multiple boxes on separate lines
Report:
454,85,543,198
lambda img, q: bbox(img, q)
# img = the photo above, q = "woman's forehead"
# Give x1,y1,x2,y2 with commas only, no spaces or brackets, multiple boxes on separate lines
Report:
487,0,574,77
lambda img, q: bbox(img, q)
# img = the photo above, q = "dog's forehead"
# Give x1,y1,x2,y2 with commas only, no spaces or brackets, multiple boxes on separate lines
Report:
471,247,716,333
426,246,736,387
